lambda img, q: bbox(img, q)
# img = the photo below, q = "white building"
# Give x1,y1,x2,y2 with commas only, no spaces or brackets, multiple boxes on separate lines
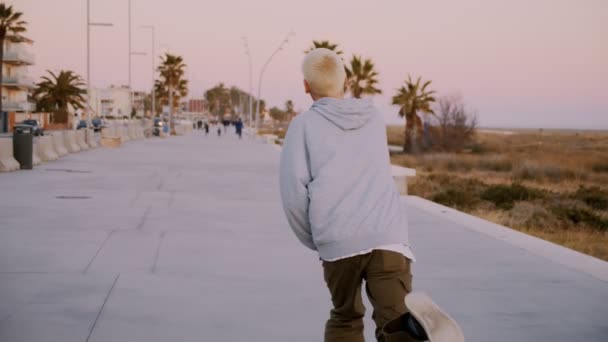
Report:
88,86,147,119
1,35,35,132
89,86,130,119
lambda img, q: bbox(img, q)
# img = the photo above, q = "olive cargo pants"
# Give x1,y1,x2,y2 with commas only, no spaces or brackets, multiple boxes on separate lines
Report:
322,250,413,342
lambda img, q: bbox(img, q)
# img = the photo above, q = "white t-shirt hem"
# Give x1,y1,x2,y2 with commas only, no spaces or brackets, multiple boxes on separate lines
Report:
323,244,415,262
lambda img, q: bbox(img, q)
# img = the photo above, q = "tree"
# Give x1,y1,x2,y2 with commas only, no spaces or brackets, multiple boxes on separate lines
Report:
431,95,477,152
0,4,27,116
347,55,381,98
391,75,436,153
33,70,86,123
156,53,188,130
204,83,230,119
285,100,294,115
268,106,286,123
305,40,343,55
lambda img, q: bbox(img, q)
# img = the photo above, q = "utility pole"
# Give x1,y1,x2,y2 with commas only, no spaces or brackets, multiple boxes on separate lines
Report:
86,0,113,127
255,30,295,133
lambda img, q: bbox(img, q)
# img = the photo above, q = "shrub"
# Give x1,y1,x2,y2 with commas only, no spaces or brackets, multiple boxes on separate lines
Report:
481,183,541,210
469,143,488,154
506,202,559,231
427,96,477,152
514,162,575,182
572,186,608,211
425,175,485,210
432,189,478,210
592,161,608,173
551,205,608,231
478,155,513,172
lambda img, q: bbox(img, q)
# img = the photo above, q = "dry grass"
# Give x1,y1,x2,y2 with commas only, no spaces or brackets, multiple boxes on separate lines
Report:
257,127,286,139
391,128,608,261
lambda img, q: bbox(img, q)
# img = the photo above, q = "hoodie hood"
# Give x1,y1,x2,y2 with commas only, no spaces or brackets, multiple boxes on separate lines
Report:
310,97,376,130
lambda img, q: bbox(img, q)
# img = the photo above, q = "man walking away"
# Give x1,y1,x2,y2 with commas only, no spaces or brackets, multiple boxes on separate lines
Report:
279,48,464,342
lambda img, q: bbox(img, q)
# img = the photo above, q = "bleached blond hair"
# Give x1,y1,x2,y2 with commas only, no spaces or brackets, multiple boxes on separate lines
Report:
302,48,346,97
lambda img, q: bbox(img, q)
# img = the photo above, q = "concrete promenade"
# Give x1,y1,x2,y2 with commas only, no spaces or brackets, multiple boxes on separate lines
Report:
0,131,607,341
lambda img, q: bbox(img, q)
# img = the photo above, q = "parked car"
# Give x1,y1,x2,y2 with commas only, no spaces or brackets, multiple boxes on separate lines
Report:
91,118,106,132
20,119,44,136
76,120,88,130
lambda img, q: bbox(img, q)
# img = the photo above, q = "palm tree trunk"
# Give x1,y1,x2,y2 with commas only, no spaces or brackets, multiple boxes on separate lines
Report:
168,84,174,134
413,114,423,153
404,112,416,153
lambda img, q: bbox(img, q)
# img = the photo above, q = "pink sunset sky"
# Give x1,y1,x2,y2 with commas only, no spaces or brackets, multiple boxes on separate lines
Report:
12,0,608,128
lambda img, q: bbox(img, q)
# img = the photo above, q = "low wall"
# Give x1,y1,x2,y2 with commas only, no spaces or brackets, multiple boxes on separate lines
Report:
38,136,59,161
52,132,69,157
64,131,80,153
76,130,89,151
0,138,20,172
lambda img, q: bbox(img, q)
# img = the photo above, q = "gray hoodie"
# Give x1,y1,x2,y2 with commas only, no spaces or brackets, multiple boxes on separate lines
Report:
279,97,409,260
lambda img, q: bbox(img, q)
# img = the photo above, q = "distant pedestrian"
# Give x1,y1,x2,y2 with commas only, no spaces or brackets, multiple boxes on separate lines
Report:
217,125,221,137
235,118,243,139
197,120,203,130
204,122,209,136
279,48,464,342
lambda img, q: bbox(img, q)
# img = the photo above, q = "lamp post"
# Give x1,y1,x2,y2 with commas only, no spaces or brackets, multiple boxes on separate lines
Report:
242,37,253,128
254,30,295,133
128,0,132,118
140,25,156,119
86,0,113,128
130,51,146,119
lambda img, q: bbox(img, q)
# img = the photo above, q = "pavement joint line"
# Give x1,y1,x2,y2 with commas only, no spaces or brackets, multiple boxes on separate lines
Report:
83,230,116,274
129,191,142,206
168,191,176,207
85,274,120,342
136,206,152,230
0,271,74,274
150,231,166,274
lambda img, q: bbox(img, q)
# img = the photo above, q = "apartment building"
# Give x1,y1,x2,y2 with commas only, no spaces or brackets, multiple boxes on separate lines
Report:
0,35,35,133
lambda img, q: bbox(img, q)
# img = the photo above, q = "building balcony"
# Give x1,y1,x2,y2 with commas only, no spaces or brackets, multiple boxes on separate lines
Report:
0,75,35,89
2,100,35,112
3,48,35,65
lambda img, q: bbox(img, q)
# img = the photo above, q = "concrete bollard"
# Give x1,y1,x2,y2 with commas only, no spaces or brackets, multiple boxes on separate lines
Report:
52,132,69,157
86,129,98,148
76,130,89,151
119,126,130,142
32,139,42,166
0,138,20,172
39,136,59,161
102,126,113,139
65,130,81,153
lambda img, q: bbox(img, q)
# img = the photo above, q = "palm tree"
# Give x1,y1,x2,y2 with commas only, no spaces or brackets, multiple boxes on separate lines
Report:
154,78,187,110
305,40,343,55
204,83,230,119
156,53,188,131
347,55,381,99
391,75,436,153
0,4,27,115
33,70,86,124
285,100,294,115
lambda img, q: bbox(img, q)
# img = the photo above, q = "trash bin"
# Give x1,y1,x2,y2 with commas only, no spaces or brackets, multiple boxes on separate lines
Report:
13,124,34,170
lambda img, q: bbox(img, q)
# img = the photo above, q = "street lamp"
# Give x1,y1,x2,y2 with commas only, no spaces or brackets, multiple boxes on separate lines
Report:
255,30,295,133
242,37,253,128
86,0,113,128
140,25,156,119
130,51,147,119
